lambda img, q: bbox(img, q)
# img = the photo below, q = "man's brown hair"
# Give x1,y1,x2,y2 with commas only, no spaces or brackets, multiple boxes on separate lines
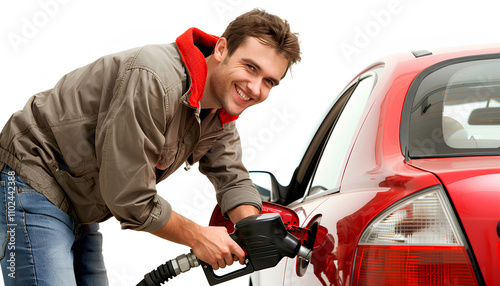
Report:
221,9,301,78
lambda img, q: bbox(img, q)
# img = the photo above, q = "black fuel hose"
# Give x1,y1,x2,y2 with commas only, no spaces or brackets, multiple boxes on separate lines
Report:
137,260,177,286
136,251,199,286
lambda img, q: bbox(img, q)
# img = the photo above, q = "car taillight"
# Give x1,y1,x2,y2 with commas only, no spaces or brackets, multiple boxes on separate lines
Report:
352,187,479,285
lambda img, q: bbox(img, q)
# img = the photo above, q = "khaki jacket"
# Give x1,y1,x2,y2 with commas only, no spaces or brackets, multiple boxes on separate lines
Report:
0,28,261,232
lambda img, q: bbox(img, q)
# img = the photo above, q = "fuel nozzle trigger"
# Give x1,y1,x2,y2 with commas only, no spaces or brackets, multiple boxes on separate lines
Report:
201,213,312,285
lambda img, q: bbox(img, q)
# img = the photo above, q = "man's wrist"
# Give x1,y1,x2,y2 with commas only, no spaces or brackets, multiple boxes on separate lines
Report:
227,205,260,224
151,211,202,248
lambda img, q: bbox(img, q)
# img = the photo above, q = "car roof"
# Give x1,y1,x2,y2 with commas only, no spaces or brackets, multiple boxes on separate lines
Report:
381,44,500,72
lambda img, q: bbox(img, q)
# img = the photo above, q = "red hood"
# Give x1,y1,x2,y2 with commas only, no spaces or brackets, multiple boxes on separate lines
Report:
409,156,500,285
175,28,238,125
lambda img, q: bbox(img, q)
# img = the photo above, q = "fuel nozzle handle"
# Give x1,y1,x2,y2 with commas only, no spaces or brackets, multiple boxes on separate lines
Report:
202,213,312,285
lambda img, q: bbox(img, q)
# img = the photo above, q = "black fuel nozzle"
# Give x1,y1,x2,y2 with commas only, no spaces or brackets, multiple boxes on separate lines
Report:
136,213,311,286
201,213,311,285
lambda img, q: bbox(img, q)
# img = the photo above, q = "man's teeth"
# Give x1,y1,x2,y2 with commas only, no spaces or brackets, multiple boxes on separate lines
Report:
236,87,250,101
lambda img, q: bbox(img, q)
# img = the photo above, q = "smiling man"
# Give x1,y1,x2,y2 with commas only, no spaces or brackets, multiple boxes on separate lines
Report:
0,8,301,286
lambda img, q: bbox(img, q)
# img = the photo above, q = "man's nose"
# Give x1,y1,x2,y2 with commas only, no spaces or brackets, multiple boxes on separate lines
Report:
247,78,262,98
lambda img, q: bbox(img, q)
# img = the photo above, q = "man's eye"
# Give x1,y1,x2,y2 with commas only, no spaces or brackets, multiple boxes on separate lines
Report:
246,64,255,71
265,79,275,87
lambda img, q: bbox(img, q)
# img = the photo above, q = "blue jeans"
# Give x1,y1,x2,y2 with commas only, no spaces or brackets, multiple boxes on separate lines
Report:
0,165,108,285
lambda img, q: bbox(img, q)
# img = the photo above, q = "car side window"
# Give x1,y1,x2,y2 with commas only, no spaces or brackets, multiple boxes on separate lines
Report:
307,71,378,198
406,58,500,157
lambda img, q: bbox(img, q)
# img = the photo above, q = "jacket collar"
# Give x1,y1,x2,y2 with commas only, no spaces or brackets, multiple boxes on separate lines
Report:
176,28,238,125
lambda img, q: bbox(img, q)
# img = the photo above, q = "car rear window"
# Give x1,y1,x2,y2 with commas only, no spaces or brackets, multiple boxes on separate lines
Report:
406,56,500,158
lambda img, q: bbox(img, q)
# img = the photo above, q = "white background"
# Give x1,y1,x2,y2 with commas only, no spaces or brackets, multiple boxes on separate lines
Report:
0,0,498,285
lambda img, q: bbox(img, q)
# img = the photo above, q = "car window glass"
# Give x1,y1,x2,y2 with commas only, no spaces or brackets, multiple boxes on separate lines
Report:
408,58,500,157
442,62,500,148
308,74,377,197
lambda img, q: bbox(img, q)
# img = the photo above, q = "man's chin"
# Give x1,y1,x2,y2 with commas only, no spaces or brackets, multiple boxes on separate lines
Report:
222,104,246,117
224,109,243,117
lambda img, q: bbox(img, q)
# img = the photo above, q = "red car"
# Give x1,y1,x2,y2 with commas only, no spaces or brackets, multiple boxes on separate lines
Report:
213,46,500,285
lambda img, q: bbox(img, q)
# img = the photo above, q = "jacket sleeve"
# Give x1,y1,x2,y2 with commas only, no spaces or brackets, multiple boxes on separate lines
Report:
97,67,170,232
198,121,262,217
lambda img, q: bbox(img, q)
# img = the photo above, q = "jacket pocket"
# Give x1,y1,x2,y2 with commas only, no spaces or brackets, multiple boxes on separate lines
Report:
190,136,218,165
157,143,179,170
156,143,188,183
190,143,213,165
52,168,109,224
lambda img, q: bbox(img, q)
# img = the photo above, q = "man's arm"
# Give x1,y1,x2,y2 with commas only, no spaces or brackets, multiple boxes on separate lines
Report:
98,67,174,232
198,121,263,219
227,204,260,223
151,210,247,270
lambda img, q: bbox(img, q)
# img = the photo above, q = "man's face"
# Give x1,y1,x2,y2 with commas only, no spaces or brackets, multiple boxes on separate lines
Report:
209,37,289,116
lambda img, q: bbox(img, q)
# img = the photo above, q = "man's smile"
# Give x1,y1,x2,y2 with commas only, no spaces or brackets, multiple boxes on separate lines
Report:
236,85,251,102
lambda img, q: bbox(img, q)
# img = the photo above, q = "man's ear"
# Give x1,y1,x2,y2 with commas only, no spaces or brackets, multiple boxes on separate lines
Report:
213,37,228,63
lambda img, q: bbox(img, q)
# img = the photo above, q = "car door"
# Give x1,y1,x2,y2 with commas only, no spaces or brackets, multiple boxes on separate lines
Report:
279,67,382,286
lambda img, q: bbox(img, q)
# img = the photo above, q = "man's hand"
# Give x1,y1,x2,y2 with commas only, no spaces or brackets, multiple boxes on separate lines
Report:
151,211,246,270
190,225,245,270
